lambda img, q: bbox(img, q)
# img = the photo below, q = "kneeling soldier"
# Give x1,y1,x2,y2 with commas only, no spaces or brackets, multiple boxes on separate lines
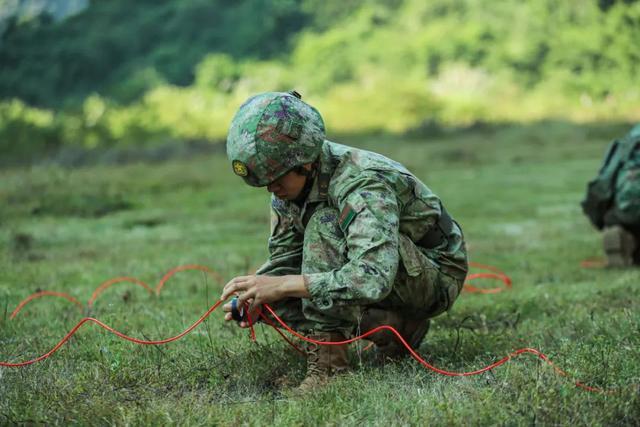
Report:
582,124,640,267
220,91,468,390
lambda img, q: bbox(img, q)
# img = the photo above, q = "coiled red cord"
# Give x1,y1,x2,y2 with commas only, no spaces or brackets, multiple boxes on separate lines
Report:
463,262,512,294
10,291,83,319
0,264,618,393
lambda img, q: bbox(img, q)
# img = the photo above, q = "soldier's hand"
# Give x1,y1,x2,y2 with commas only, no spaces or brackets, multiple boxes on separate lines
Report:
220,275,285,320
222,298,255,328
220,274,310,323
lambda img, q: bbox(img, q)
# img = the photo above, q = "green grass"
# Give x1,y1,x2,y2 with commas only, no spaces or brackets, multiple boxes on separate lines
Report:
1,122,639,425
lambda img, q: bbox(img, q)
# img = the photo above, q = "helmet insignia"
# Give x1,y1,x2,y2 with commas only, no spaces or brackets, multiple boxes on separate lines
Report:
232,160,249,177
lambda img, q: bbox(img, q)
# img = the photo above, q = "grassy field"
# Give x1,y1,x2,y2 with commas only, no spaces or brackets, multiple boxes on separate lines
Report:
1,122,639,425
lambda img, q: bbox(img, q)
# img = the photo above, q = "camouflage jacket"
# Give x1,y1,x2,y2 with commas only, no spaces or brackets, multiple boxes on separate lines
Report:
582,123,640,230
257,141,468,310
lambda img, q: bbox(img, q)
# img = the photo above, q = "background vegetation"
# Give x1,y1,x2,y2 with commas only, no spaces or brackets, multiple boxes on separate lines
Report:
1,0,640,163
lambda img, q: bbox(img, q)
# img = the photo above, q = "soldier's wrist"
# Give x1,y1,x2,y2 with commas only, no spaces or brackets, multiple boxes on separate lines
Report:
281,275,310,299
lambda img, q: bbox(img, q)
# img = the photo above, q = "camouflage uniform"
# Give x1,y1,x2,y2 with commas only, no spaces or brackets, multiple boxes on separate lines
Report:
227,92,468,336
606,125,640,232
583,124,640,265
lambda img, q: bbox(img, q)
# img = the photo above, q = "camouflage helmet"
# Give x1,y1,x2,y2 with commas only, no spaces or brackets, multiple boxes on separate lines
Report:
226,91,325,187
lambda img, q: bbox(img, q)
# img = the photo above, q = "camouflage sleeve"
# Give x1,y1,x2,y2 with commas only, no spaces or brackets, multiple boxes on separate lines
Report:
256,196,304,276
613,147,640,225
304,174,400,309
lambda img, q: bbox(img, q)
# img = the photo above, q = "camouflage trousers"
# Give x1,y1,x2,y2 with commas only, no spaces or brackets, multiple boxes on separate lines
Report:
265,207,465,336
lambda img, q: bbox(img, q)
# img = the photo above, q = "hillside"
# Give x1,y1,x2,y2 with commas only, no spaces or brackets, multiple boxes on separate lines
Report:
0,0,308,106
1,0,639,163
0,0,88,42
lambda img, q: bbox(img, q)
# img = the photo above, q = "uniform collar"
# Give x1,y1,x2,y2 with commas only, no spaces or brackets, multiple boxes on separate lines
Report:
305,141,334,203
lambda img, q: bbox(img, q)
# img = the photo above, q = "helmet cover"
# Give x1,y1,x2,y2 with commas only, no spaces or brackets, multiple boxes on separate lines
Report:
226,91,325,186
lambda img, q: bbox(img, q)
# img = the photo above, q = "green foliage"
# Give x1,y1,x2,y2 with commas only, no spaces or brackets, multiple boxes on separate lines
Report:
0,0,308,106
0,99,61,163
1,0,640,162
195,54,241,92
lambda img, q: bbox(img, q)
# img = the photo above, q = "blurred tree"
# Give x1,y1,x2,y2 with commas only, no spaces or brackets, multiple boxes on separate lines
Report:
0,0,308,107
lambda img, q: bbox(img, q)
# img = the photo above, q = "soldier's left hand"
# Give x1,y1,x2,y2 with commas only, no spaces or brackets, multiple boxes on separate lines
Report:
220,275,285,321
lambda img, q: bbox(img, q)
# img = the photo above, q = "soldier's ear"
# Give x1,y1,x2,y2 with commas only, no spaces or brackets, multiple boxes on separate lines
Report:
292,164,313,177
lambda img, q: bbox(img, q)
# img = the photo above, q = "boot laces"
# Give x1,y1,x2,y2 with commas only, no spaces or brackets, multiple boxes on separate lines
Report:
306,341,323,377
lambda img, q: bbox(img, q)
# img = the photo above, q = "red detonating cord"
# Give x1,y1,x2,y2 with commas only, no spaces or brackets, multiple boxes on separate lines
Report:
88,277,154,307
2,301,223,368
10,264,224,318
10,291,83,320
154,264,225,295
580,257,607,269
258,305,608,393
0,264,619,394
463,262,512,294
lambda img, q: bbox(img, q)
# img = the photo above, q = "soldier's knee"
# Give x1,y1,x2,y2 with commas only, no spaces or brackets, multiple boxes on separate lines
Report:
432,274,463,317
412,272,462,319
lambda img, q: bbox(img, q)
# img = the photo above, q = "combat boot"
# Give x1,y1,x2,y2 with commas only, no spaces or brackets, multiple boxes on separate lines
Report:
603,225,637,268
297,331,350,393
358,308,430,358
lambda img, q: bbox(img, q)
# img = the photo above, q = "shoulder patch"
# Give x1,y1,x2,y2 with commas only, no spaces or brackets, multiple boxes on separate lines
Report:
339,204,357,231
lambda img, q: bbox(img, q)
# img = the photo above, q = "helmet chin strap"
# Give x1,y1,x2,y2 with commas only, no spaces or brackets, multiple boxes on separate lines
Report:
293,161,318,205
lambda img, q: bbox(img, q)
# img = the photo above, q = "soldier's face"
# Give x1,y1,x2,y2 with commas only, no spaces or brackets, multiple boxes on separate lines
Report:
266,169,308,200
